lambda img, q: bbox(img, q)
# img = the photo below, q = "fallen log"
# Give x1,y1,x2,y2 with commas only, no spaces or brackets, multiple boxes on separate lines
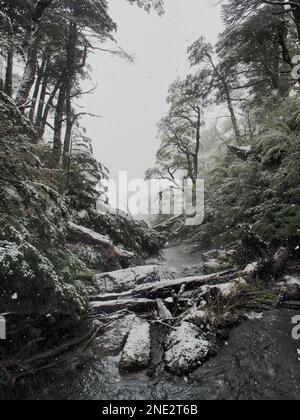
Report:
91,298,157,314
134,269,237,298
91,269,237,303
153,214,185,232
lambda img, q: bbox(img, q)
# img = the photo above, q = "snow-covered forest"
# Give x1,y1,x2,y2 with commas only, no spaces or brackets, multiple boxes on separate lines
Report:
0,0,300,401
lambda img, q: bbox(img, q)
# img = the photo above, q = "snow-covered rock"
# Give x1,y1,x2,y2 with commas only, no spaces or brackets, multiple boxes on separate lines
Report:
183,308,208,324
203,249,235,263
119,317,151,371
240,145,252,153
164,322,211,374
203,259,222,274
94,265,173,294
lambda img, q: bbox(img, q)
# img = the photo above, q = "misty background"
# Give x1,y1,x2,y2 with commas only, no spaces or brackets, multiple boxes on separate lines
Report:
80,0,224,183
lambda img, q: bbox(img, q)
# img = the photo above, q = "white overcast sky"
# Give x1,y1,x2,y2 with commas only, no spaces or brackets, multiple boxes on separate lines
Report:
80,0,224,182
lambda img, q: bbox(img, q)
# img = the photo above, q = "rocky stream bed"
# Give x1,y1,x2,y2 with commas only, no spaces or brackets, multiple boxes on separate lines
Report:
21,241,300,400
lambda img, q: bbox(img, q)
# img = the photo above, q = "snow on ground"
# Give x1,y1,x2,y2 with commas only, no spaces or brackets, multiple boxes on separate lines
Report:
245,312,264,321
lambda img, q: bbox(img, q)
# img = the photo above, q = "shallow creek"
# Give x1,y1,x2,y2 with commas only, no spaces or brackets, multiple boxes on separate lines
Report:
23,245,300,400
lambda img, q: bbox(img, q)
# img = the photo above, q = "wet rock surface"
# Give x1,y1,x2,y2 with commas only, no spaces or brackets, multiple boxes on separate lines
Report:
25,309,300,400
21,245,300,400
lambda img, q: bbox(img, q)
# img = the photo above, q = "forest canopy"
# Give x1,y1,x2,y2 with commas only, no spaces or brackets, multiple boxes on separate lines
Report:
1,0,300,399
147,0,300,251
0,0,165,316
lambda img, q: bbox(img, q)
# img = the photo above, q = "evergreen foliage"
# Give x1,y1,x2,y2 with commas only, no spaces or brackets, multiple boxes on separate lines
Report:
148,2,300,255
0,92,88,316
200,98,300,251
75,209,166,261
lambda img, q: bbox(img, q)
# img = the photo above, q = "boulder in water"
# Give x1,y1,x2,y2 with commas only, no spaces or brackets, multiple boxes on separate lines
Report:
164,321,211,374
119,317,151,371
203,259,222,274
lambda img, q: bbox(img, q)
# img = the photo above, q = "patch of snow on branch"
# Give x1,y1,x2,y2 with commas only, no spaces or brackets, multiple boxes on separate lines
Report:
69,222,113,246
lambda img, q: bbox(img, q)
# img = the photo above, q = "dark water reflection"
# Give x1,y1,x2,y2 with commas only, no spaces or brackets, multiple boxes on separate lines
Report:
24,309,300,400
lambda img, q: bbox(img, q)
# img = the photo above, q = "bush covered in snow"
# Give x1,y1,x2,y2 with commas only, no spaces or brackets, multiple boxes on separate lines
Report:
191,98,300,252
70,244,109,272
74,208,166,260
0,93,89,316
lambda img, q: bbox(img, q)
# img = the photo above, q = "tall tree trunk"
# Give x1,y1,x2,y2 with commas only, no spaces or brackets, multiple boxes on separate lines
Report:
50,86,65,168
37,77,61,141
63,21,78,169
4,46,13,97
193,106,201,180
29,55,47,122
293,2,300,44
15,0,54,108
35,71,49,130
191,106,201,208
278,22,292,67
63,96,74,170
208,55,242,145
223,83,242,146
